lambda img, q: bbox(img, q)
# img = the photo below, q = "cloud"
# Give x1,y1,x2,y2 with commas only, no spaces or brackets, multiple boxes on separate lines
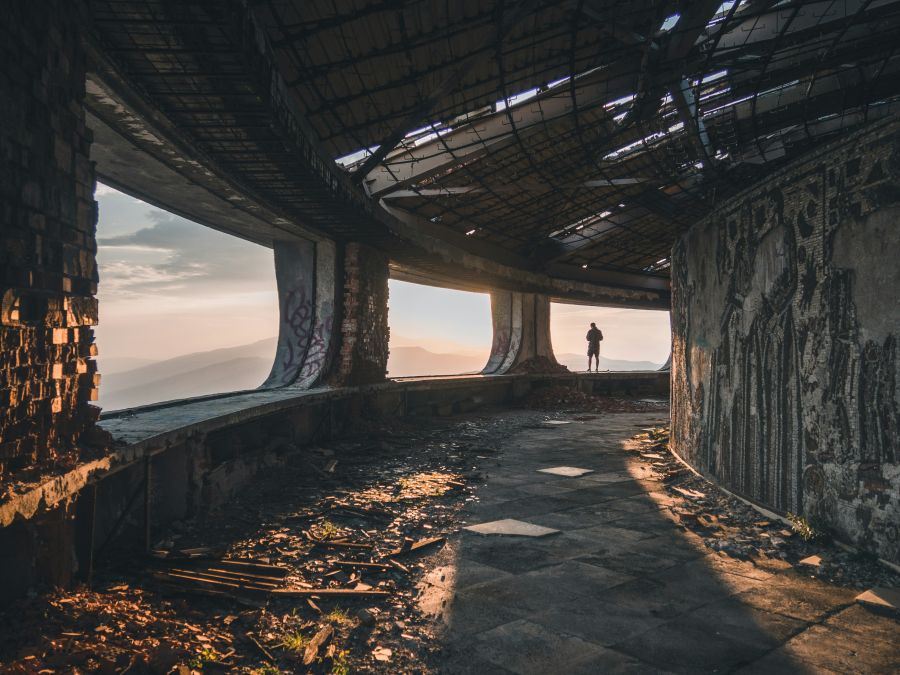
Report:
97,207,274,300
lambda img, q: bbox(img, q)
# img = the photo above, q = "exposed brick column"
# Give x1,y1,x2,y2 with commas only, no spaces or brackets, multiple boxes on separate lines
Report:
329,243,390,386
0,1,100,479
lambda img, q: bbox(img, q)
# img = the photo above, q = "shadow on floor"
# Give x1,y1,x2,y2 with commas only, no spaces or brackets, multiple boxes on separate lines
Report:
425,413,896,674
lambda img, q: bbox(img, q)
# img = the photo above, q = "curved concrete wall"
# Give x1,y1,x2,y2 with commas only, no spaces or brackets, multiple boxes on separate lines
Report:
671,118,900,563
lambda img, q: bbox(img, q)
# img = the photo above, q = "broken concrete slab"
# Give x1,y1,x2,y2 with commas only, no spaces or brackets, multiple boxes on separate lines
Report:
855,587,900,613
538,466,594,477
798,555,824,567
464,519,560,537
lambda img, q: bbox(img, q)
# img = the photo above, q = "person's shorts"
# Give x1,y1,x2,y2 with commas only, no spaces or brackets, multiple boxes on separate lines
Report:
588,345,600,356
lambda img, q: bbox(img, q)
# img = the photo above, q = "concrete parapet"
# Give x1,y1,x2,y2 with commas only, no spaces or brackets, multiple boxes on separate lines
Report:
0,370,667,600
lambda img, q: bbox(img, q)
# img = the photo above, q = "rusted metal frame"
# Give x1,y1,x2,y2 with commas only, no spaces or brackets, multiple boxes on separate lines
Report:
294,15,579,95
547,0,658,264
798,0,877,144
266,1,379,163
281,12,499,84
352,0,545,181
269,0,419,44
316,31,633,143
669,78,714,167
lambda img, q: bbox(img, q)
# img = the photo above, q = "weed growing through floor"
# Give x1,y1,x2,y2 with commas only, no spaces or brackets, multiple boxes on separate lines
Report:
330,649,351,675
280,630,309,654
316,519,341,540
324,607,354,626
189,647,219,669
787,512,827,542
252,666,281,675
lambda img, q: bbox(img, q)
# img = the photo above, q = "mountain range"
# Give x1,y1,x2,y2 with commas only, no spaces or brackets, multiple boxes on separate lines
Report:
97,338,661,411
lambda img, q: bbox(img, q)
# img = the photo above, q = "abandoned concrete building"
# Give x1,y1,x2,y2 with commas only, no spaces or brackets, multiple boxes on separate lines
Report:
1,0,899,672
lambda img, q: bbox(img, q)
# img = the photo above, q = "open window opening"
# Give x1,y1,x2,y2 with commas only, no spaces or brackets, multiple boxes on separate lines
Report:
387,280,491,377
550,303,671,372
94,183,278,411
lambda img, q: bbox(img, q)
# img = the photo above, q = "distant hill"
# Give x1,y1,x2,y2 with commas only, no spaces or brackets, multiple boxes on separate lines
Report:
96,337,661,411
98,338,276,411
555,353,663,372
97,356,159,375
387,346,487,377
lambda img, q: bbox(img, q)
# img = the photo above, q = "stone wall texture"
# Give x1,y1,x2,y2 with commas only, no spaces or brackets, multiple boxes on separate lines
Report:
331,242,389,386
671,118,900,562
0,1,100,479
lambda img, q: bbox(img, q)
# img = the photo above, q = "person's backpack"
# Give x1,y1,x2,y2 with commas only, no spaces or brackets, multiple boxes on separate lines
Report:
598,330,603,341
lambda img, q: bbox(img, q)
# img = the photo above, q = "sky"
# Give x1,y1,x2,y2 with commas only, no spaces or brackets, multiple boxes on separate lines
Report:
93,184,670,369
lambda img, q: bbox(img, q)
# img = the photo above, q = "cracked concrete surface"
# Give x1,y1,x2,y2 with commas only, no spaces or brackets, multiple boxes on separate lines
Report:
420,413,900,674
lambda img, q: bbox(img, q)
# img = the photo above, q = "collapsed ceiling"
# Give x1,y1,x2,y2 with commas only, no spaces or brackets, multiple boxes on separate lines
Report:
89,0,900,286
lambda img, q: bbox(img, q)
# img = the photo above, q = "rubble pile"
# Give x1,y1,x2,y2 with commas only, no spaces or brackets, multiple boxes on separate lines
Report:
630,428,900,590
523,384,669,413
507,356,569,374
0,412,530,674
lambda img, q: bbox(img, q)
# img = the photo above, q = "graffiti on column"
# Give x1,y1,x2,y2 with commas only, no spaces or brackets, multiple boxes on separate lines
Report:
295,304,335,387
279,286,314,376
263,241,316,388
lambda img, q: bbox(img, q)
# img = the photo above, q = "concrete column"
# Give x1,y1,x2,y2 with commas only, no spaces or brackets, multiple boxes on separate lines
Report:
262,239,339,388
329,242,390,386
483,292,561,374
262,240,389,389
0,0,101,479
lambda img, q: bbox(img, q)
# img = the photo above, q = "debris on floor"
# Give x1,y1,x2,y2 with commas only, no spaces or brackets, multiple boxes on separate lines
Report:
0,410,546,674
628,427,900,591
507,356,569,374
523,384,669,413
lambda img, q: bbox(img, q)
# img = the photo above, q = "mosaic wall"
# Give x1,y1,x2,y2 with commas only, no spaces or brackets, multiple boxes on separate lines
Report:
671,118,900,562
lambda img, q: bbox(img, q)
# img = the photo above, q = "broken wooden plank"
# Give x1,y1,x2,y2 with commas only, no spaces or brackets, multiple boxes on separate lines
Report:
332,560,392,571
246,633,275,662
270,588,391,598
151,569,272,594
385,536,445,558
303,625,334,666
312,539,373,550
167,567,283,588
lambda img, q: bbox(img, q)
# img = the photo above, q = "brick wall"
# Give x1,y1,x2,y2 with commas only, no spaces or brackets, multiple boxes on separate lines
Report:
0,1,100,479
331,243,389,386
671,118,900,562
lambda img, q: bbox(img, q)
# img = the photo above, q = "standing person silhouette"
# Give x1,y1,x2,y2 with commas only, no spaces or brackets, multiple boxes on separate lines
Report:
586,322,603,372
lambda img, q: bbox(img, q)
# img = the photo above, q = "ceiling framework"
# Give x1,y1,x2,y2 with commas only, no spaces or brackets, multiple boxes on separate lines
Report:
87,0,900,297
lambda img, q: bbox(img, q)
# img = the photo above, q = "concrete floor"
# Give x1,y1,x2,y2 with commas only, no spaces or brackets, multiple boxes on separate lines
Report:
420,413,900,674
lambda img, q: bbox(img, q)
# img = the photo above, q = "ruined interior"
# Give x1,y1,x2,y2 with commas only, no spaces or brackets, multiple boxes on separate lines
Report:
1,0,899,672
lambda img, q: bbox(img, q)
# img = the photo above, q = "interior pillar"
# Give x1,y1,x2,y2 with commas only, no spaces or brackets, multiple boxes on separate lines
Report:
483,291,560,374
328,242,390,386
262,238,339,389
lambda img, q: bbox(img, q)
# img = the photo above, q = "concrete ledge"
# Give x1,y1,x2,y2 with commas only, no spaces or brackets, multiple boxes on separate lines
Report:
0,370,667,600
0,371,668,530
